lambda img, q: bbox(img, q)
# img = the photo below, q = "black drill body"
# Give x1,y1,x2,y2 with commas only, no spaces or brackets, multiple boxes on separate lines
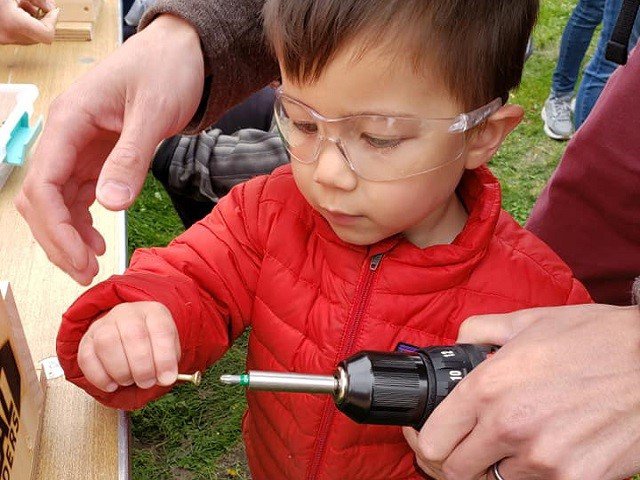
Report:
335,344,495,429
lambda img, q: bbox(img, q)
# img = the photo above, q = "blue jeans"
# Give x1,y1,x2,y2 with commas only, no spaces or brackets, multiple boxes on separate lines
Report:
551,0,640,127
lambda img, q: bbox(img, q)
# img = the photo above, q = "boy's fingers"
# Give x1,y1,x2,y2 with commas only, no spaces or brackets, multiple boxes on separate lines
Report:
441,423,509,479
92,323,133,386
145,305,180,386
116,315,157,389
457,309,544,345
77,334,118,392
456,313,517,345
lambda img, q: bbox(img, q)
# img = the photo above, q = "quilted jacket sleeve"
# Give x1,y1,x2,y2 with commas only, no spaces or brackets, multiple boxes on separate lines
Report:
565,278,593,305
56,176,268,410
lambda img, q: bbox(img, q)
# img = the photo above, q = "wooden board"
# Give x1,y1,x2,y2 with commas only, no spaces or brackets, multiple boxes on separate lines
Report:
0,92,18,189
0,0,126,477
0,282,46,480
55,22,94,41
58,0,102,22
0,92,17,125
0,163,13,190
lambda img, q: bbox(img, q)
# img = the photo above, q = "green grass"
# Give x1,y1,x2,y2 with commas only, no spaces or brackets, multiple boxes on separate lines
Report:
127,1,629,478
492,0,577,224
127,177,251,479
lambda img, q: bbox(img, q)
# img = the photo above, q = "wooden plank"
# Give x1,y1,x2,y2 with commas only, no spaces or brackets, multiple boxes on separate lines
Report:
0,282,46,480
0,163,13,190
0,92,17,125
34,380,120,480
55,22,94,42
0,0,125,477
0,91,18,189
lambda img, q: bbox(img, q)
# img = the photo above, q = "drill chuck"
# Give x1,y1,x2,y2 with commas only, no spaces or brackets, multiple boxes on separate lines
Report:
220,344,495,429
335,344,494,429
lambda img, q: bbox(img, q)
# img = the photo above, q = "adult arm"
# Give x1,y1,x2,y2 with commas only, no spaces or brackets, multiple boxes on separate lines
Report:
16,0,278,285
526,47,640,306
139,0,278,133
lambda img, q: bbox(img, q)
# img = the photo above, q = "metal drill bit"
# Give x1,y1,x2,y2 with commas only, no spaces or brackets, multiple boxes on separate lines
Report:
220,370,338,394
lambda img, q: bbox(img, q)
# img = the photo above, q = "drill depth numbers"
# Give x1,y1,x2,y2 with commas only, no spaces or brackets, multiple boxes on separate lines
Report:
438,351,464,381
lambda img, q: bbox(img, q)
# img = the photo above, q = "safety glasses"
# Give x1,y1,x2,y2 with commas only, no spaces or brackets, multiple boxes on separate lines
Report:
274,88,502,182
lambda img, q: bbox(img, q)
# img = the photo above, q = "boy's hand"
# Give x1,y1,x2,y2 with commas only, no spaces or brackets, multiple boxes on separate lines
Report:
77,301,181,392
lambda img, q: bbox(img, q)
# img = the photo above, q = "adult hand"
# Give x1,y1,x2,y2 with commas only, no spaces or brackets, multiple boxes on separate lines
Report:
15,14,204,285
0,0,59,45
410,304,640,480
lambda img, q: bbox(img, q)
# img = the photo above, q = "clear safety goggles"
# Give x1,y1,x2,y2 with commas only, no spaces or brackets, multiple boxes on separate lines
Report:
274,88,503,182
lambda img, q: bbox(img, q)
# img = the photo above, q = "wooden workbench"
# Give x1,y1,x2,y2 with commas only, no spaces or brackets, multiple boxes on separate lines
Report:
0,0,128,477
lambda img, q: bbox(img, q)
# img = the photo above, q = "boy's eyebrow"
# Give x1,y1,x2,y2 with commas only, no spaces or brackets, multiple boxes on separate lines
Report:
283,90,417,118
344,108,416,117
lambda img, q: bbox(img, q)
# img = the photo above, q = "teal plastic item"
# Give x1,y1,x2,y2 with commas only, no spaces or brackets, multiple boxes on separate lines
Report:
5,112,43,166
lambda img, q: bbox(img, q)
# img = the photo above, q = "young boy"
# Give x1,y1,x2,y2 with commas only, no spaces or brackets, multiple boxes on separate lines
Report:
57,1,591,478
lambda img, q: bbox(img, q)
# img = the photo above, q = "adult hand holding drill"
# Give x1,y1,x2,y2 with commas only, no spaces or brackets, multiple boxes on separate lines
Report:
405,304,640,480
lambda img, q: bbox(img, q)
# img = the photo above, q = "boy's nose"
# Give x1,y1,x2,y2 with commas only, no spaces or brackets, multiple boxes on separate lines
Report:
312,138,358,191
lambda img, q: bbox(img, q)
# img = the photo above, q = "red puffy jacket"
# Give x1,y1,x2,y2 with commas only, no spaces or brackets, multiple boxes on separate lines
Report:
57,165,591,480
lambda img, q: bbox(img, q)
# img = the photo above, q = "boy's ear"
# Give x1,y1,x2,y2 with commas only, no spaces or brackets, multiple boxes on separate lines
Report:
464,104,524,170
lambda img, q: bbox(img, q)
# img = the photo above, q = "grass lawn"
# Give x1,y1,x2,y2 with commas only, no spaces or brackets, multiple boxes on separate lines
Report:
127,1,626,478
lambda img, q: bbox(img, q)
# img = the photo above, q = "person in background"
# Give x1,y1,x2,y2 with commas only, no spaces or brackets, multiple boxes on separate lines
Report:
541,0,640,140
0,0,59,44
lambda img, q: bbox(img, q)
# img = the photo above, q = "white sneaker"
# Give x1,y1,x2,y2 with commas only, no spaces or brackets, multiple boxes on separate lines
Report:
541,94,574,140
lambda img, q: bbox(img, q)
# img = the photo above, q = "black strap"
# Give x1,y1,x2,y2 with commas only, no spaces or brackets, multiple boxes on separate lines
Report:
606,0,640,65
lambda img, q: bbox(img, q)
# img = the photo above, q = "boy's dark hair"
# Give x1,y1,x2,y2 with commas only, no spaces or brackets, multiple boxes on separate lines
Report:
263,0,539,110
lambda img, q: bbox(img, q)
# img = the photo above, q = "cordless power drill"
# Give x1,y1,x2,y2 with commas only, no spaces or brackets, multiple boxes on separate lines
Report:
220,344,496,429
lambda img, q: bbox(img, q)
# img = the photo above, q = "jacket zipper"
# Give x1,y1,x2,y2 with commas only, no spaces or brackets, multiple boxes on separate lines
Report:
305,253,383,480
